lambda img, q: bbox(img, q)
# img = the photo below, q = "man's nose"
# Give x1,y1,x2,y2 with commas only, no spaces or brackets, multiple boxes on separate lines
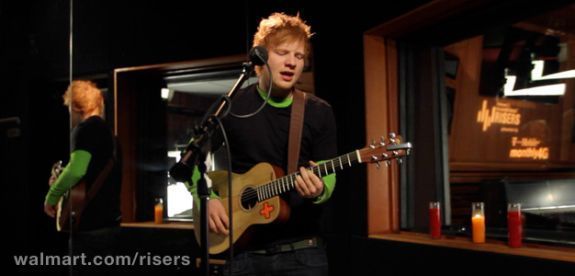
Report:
285,55,296,68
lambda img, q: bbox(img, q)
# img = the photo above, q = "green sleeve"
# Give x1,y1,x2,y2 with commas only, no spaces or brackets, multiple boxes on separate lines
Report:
183,166,220,211
44,150,91,205
313,160,336,204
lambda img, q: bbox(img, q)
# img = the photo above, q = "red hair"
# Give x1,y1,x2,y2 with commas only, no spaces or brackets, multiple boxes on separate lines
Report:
63,80,104,116
253,12,313,56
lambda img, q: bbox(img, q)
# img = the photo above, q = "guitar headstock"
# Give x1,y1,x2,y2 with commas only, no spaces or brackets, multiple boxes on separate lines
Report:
358,132,412,168
51,160,63,177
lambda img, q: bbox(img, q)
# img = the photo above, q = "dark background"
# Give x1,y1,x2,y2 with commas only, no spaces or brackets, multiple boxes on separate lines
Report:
9,1,574,275
1,0,429,274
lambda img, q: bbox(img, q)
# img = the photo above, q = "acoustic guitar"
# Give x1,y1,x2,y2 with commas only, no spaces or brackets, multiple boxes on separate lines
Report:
194,134,412,254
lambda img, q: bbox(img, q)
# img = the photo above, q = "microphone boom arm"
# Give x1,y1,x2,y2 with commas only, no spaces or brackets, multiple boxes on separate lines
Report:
169,61,254,182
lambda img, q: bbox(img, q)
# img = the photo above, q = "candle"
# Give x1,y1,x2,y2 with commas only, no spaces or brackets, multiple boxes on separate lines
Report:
507,203,522,248
471,202,485,243
472,214,485,243
429,202,441,239
154,198,164,224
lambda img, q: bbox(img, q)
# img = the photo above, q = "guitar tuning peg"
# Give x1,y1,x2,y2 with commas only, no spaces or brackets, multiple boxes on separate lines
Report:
371,155,379,162
370,139,376,149
392,150,399,157
380,136,386,146
389,132,397,144
381,153,389,159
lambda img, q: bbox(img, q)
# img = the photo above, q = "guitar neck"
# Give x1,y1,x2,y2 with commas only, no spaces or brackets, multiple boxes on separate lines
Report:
255,150,361,202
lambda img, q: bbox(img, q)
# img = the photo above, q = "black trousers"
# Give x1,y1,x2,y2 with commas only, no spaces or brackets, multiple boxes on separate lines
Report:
223,246,328,276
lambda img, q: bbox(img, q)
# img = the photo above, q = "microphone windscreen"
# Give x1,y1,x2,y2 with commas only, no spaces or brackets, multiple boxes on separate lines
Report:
249,46,268,66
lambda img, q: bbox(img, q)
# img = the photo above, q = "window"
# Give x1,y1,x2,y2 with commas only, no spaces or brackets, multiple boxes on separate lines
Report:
445,9,575,244
364,1,575,252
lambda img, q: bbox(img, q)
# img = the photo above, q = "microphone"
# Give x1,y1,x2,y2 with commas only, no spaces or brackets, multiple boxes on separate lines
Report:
249,46,268,66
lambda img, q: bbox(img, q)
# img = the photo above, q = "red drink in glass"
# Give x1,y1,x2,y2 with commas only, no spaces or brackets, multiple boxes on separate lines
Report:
507,203,522,248
429,202,441,239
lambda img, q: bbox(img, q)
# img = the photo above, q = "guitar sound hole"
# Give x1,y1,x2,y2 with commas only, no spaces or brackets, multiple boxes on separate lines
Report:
240,187,258,210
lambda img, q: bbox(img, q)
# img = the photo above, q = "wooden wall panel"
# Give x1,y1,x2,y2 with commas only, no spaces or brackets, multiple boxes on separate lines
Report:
364,35,401,234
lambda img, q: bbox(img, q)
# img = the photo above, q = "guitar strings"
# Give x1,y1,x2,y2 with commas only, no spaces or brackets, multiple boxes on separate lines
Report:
240,154,356,202
238,147,410,203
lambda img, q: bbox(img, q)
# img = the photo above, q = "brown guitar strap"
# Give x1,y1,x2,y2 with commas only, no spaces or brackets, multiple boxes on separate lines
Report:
66,158,115,231
288,89,307,174
86,137,118,202
85,158,114,202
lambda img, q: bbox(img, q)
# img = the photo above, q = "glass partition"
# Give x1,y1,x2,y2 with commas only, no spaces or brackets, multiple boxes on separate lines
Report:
444,4,575,244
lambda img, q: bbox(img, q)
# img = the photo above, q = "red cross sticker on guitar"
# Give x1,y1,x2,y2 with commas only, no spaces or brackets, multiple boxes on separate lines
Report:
259,202,275,219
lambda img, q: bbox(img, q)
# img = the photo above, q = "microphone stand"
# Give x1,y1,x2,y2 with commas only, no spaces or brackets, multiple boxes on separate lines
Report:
169,61,254,276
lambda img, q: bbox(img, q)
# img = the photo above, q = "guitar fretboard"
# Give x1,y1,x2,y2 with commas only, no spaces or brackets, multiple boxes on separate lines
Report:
255,150,361,201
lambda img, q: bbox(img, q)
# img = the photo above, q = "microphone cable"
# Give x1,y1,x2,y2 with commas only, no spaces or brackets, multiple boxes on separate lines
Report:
209,115,234,276
230,61,273,119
